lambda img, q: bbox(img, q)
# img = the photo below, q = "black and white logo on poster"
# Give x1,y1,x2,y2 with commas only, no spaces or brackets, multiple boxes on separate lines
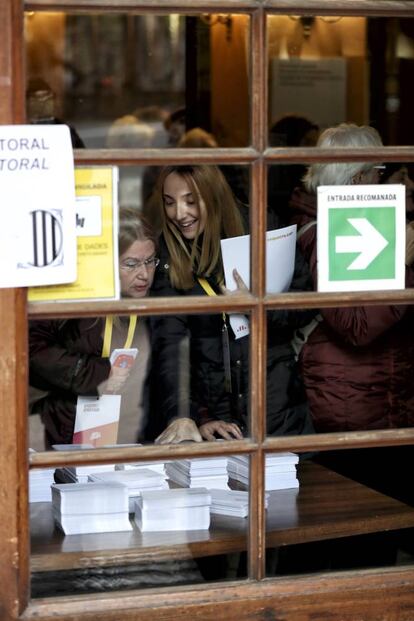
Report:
18,209,64,269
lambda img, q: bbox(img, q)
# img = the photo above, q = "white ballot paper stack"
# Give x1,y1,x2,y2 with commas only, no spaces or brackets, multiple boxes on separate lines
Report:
88,468,168,514
116,460,166,476
104,443,166,476
55,463,116,484
119,461,166,476
210,489,270,518
52,444,116,483
135,488,212,532
165,457,229,490
29,450,55,503
228,452,299,491
220,225,297,338
51,482,131,535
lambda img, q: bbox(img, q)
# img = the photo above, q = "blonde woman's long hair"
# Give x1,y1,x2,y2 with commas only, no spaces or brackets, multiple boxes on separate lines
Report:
145,165,245,290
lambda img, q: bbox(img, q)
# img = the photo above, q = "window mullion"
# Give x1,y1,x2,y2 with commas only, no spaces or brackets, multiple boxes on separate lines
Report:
0,0,29,616
248,7,267,581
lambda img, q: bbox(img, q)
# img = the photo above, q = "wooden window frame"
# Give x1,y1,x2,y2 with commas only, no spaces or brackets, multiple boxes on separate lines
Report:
1,0,414,619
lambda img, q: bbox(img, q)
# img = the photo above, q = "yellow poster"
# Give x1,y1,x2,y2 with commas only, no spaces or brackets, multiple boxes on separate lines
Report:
29,166,119,301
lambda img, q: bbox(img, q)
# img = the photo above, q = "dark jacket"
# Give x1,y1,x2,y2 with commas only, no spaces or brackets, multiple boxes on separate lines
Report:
146,213,315,440
29,318,110,446
29,317,152,446
290,186,414,432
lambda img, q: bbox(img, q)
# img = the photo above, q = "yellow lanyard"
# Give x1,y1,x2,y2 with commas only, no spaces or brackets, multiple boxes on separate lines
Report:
102,315,138,358
198,277,226,322
198,277,232,392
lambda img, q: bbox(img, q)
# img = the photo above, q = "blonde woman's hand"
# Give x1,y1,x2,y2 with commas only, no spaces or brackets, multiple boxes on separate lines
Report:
155,417,203,444
199,420,243,441
220,269,249,295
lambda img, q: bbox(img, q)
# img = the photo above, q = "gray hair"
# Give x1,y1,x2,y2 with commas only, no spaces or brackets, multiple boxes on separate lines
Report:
118,207,158,256
303,123,383,192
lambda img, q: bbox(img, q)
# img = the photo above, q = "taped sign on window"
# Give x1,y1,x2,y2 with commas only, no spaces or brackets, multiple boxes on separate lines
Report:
0,125,76,288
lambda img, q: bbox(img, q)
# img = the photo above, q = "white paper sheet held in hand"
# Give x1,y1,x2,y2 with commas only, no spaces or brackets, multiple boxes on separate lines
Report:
220,225,297,339
0,125,76,288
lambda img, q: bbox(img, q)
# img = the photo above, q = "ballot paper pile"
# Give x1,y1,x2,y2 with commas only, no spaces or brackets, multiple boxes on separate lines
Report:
116,460,166,476
29,450,55,502
54,463,116,484
88,468,168,513
51,482,132,535
165,457,229,490
135,488,212,532
52,444,116,483
228,452,299,491
210,489,270,518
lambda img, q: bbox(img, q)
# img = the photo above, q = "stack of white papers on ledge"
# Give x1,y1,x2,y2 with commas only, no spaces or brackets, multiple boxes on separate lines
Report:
52,444,116,483
135,488,211,532
228,453,299,491
51,482,131,535
29,449,55,503
165,457,229,490
210,489,270,518
55,463,116,484
116,460,166,476
88,468,168,513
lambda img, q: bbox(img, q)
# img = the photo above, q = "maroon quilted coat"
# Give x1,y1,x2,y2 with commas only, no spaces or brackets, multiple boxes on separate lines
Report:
289,186,414,432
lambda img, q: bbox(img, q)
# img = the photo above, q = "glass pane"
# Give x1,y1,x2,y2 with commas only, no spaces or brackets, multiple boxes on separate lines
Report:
265,447,414,577
267,15,414,146
29,451,251,596
267,159,414,224
24,12,250,149
28,309,251,449
266,297,414,438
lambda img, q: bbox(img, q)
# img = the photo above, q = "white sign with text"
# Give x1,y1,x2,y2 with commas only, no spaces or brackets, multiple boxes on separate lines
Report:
0,125,76,287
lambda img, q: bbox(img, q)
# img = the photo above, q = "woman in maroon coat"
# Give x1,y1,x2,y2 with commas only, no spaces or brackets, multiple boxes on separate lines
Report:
289,123,414,504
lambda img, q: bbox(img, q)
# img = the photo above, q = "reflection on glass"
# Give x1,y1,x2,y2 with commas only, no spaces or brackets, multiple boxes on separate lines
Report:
30,453,252,597
265,447,414,577
267,15,414,146
28,207,158,449
281,305,414,436
25,12,250,149
268,136,414,436
141,165,253,441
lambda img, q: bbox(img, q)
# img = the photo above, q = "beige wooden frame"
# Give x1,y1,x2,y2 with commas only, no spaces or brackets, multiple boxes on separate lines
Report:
1,0,414,619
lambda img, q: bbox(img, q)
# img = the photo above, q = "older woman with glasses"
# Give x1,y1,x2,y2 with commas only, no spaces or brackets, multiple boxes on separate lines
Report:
29,208,173,447
288,123,414,504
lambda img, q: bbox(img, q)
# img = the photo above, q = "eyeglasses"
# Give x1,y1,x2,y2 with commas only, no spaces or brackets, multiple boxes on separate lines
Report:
120,257,160,272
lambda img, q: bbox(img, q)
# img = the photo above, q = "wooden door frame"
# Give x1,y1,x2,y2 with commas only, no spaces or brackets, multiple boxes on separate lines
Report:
1,1,414,619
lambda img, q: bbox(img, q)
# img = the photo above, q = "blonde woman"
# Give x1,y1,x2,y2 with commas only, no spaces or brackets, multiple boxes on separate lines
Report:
145,165,314,443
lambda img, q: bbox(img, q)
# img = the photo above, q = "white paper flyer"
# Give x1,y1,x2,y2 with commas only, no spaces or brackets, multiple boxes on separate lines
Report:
220,225,297,338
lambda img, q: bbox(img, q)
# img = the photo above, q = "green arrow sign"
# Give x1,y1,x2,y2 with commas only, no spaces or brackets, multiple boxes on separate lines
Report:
329,207,396,280
317,184,405,292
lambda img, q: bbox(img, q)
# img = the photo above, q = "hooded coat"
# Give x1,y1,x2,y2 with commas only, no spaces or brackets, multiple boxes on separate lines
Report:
289,186,414,432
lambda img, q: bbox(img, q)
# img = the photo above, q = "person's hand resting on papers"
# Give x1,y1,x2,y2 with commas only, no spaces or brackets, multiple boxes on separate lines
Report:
199,420,244,441
155,417,203,444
